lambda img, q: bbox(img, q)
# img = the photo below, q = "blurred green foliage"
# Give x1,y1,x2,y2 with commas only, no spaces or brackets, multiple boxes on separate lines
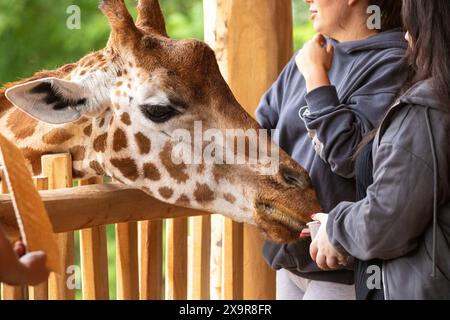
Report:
0,0,313,85
0,0,313,300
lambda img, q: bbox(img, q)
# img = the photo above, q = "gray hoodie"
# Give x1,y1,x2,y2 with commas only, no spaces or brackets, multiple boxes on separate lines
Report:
327,80,450,299
257,30,408,283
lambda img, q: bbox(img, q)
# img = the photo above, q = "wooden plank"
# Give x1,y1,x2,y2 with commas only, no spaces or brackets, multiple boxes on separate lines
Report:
42,154,75,300
0,170,25,300
79,177,109,300
221,219,243,300
0,184,208,237
165,218,188,300
116,222,139,300
28,176,49,300
205,0,293,299
139,220,163,300
188,215,211,300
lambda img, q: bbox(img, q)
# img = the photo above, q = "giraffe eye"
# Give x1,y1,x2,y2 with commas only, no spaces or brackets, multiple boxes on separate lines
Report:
140,104,179,123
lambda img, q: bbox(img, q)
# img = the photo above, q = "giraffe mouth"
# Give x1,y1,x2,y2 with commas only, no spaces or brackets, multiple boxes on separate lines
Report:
255,201,308,233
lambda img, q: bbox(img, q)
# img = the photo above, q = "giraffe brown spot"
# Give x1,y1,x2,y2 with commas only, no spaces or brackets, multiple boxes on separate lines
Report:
93,133,108,152
110,158,139,181
158,187,174,199
75,117,89,125
72,169,85,179
80,70,86,76
212,165,230,184
135,132,151,155
83,124,92,137
89,160,105,176
127,83,131,89
224,193,236,204
113,128,127,152
143,163,161,181
114,103,121,110
194,183,215,203
160,142,189,183
7,109,38,140
123,69,128,75
197,163,206,175
121,112,131,126
69,146,86,161
42,128,74,145
20,148,42,176
117,70,122,77
175,194,190,207
99,118,105,128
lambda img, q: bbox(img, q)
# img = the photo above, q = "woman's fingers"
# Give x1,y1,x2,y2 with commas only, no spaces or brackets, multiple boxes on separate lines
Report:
310,240,318,261
315,252,330,270
13,241,26,258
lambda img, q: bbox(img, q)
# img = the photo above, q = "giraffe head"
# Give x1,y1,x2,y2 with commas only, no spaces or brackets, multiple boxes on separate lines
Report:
3,0,320,243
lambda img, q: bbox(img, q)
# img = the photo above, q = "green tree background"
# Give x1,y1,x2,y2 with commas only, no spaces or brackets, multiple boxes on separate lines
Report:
0,0,313,85
0,0,313,299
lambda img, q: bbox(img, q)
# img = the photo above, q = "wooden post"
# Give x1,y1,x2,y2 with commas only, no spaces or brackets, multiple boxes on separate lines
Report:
42,154,75,300
188,215,211,300
115,222,139,300
165,218,188,300
28,176,49,300
204,0,294,299
0,170,26,300
79,177,109,300
139,220,163,300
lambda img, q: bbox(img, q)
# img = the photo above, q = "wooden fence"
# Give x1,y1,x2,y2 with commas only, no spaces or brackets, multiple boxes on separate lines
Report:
0,0,294,300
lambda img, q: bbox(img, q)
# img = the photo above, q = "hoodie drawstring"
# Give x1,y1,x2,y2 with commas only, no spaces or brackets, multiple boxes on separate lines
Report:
424,107,438,278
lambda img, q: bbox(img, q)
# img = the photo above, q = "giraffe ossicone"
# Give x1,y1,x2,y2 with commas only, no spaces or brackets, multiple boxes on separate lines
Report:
0,0,321,243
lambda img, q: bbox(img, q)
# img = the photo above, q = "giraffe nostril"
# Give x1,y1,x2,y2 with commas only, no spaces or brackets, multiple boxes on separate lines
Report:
281,166,308,189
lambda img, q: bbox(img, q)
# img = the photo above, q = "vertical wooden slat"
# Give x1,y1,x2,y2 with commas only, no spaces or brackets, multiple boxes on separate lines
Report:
28,176,49,300
139,220,163,300
188,215,211,300
205,0,294,299
79,177,109,300
165,218,188,300
0,170,25,300
115,222,139,300
42,154,75,300
222,219,243,300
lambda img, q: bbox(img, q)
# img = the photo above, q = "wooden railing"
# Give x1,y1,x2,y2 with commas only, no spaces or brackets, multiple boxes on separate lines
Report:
0,153,217,300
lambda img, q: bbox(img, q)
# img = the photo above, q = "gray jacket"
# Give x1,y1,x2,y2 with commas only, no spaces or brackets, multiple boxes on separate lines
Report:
327,79,450,299
258,29,408,283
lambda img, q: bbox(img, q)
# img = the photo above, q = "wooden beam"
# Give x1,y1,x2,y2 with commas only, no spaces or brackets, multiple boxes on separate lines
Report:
205,0,294,300
79,177,109,300
0,184,208,236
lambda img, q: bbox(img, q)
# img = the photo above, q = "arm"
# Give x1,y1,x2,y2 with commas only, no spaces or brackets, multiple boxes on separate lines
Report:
326,142,434,261
0,226,49,286
300,55,407,178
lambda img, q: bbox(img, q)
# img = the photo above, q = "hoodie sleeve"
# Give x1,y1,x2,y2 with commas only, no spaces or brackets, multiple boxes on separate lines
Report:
327,140,434,261
256,56,297,130
300,53,407,178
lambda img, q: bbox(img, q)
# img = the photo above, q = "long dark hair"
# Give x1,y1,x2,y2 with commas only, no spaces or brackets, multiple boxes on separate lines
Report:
402,0,450,105
369,0,403,31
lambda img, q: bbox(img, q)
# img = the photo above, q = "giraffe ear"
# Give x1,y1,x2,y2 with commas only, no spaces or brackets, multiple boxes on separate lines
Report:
5,77,89,125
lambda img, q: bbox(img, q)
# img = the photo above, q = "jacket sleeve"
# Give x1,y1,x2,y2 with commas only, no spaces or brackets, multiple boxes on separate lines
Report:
300,55,407,178
255,56,297,130
327,142,435,261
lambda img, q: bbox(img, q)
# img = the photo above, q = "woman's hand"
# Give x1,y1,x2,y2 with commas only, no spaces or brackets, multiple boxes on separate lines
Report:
309,213,348,270
296,34,333,92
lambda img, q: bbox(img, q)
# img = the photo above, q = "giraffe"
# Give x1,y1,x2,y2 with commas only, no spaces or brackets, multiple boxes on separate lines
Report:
0,0,320,243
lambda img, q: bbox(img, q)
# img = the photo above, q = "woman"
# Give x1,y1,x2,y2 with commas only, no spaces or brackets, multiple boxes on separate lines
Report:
256,0,407,299
310,0,450,300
